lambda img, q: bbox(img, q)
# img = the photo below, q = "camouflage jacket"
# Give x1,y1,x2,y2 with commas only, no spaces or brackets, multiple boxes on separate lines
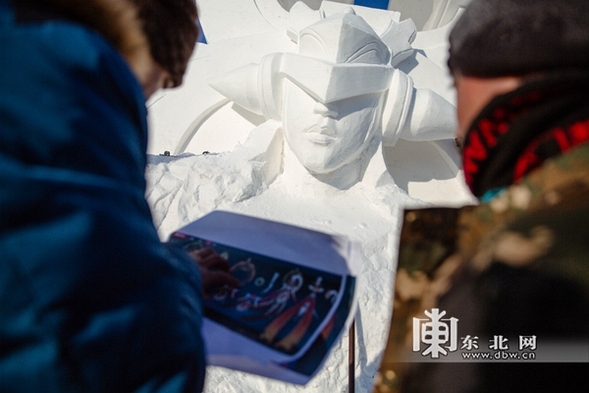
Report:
374,142,589,393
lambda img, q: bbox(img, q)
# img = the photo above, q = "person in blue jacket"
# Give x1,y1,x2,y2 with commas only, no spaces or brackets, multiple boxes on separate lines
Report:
0,0,236,391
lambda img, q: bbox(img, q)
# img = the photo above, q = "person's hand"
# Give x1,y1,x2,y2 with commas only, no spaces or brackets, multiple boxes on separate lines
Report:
188,247,239,296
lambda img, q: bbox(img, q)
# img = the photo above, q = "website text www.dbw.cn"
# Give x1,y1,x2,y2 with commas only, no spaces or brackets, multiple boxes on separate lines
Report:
461,351,536,360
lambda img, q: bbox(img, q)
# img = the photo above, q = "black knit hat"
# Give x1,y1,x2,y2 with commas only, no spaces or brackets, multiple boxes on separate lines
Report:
448,0,589,77
129,0,199,88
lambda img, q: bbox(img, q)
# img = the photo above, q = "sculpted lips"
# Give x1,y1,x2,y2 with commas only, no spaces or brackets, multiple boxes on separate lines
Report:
304,125,336,145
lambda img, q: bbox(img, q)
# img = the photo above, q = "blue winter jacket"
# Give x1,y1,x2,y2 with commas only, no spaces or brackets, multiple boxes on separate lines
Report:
0,1,206,392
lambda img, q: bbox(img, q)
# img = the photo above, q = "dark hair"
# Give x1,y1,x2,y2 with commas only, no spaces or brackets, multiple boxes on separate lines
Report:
128,0,199,87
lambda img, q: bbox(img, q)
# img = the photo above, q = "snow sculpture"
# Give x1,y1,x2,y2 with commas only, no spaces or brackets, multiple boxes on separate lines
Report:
209,7,456,190
144,2,476,393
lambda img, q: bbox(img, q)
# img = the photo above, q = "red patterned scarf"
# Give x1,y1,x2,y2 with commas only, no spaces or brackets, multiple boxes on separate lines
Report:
462,71,589,199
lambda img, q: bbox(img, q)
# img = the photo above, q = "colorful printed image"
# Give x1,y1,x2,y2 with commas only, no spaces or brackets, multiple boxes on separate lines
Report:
170,233,347,357
280,275,356,376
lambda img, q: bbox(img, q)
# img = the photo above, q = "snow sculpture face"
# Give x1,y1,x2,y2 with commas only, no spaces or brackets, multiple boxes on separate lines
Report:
283,84,381,174
281,12,393,174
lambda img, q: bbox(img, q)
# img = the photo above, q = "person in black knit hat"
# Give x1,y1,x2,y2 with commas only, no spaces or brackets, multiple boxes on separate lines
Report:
375,1,589,392
448,0,589,200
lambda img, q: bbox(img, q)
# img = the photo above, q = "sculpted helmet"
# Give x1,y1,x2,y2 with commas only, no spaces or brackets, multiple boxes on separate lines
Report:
210,6,454,146
210,9,396,121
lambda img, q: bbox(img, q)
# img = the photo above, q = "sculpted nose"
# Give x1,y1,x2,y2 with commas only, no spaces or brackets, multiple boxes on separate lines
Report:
313,101,338,118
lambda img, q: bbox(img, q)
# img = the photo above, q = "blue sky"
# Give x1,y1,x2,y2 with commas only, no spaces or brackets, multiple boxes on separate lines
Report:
354,0,389,9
